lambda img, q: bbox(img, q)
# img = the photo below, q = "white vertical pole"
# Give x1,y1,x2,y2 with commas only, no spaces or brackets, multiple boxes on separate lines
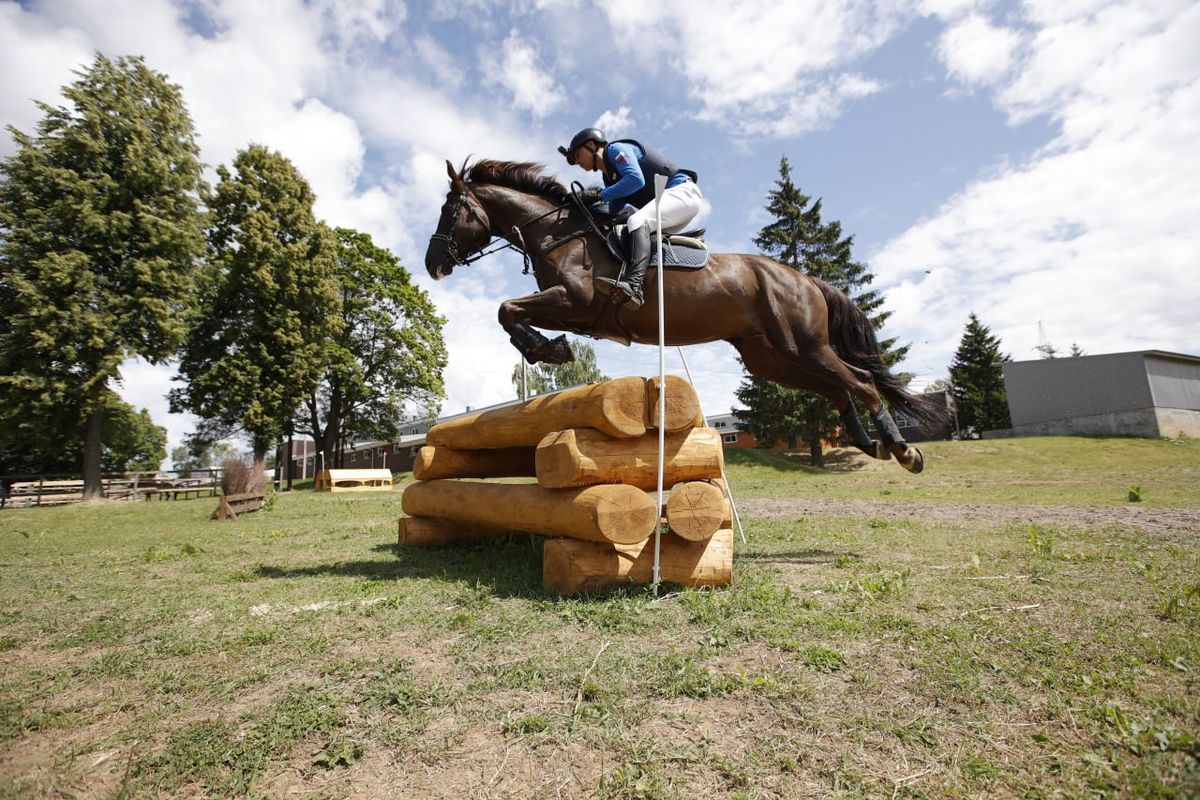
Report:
675,347,749,545
652,174,668,594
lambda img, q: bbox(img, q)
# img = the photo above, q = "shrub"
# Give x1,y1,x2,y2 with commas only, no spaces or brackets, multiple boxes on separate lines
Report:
221,458,267,496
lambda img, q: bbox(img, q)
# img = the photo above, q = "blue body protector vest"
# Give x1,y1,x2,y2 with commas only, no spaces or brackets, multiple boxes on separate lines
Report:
602,139,698,209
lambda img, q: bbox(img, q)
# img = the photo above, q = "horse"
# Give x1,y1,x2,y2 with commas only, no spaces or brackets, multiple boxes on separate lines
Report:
424,159,944,472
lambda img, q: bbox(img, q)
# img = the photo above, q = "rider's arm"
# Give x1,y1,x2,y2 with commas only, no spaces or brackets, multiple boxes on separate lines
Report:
599,142,645,204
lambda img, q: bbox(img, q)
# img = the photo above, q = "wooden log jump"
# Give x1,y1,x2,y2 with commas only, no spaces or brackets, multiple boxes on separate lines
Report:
398,373,734,593
401,480,657,545
535,427,724,489
426,375,700,450
210,491,266,521
398,516,509,546
664,481,729,542
543,528,733,595
412,445,535,481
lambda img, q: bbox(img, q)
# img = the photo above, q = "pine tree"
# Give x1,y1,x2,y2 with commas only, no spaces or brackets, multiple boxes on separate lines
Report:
948,313,1012,435
736,156,904,465
0,54,206,495
170,146,342,460
511,340,608,397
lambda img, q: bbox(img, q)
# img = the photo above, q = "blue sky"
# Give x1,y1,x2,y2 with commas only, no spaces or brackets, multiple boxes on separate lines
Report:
2,0,1197,457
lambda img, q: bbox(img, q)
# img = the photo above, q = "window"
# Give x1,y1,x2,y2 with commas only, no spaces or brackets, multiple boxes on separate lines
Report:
894,412,911,428
350,452,357,463
715,420,726,428
307,457,314,467
409,446,419,456
377,447,387,456
722,433,738,444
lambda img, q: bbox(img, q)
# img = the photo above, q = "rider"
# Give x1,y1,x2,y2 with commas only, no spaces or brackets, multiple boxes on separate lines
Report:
559,127,702,310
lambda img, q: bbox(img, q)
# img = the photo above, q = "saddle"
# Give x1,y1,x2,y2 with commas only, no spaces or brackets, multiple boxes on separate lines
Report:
604,225,710,270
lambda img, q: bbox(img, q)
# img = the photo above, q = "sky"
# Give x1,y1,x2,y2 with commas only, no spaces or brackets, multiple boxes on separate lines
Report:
2,0,1198,460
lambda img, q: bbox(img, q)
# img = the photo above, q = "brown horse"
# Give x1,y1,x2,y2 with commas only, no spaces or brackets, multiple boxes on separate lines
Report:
424,159,944,472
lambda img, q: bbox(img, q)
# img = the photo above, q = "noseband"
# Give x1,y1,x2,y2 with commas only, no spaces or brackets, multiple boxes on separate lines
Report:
428,189,492,268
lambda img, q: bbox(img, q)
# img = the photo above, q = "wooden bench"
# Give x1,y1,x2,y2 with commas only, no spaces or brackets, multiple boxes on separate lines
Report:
210,492,267,521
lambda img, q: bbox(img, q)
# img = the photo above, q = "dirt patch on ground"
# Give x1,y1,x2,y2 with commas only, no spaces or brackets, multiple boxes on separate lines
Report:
739,497,1200,534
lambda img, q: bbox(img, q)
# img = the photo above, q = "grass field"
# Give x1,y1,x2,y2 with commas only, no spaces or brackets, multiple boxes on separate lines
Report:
1,436,1197,798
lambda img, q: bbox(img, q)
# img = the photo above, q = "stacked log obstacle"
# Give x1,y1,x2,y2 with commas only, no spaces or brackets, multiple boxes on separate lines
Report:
399,376,733,594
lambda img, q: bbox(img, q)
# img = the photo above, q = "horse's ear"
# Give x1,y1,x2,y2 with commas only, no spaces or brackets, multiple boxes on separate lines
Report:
446,159,466,191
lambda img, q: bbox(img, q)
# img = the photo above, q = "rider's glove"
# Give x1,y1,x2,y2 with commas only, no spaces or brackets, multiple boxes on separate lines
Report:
578,186,603,204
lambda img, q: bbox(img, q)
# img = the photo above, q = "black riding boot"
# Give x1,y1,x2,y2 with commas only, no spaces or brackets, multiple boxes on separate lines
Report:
596,224,650,310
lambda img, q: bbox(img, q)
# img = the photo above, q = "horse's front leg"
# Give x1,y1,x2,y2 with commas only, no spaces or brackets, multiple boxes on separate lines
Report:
499,285,593,365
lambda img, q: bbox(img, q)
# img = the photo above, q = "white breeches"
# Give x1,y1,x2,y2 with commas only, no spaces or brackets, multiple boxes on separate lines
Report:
625,180,703,235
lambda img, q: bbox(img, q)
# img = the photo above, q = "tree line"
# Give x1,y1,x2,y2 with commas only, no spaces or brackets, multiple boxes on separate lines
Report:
0,54,447,496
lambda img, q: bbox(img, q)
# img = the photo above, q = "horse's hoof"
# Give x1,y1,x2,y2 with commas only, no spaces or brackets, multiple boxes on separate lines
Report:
544,335,575,364
900,446,924,474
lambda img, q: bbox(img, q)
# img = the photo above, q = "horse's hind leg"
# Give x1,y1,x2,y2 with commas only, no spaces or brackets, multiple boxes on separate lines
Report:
794,341,925,471
731,336,890,460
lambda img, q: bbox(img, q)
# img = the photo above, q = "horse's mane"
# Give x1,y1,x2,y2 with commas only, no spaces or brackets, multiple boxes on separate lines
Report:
466,160,571,203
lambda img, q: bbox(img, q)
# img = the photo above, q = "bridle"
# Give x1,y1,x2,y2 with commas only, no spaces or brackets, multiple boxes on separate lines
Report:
427,188,500,269
428,182,595,276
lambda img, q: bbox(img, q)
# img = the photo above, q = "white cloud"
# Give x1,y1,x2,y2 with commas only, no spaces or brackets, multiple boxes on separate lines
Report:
919,0,992,21
480,29,566,119
0,0,561,462
597,0,905,136
0,3,93,155
873,0,1200,385
413,33,464,89
938,14,1022,86
594,106,635,138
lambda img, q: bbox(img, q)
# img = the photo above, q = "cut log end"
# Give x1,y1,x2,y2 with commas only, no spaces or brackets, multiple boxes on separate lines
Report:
665,481,728,541
647,374,702,432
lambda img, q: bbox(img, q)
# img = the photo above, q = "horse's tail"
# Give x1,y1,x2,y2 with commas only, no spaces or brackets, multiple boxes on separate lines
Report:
814,278,948,429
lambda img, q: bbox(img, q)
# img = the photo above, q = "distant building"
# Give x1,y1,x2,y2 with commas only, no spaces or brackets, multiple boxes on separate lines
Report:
705,413,793,450
1000,350,1200,438
277,396,530,478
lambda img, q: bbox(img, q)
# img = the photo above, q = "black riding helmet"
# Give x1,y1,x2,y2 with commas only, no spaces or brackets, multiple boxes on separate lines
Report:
557,127,607,165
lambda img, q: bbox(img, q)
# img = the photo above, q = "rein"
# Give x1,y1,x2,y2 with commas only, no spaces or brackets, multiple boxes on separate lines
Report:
430,184,605,276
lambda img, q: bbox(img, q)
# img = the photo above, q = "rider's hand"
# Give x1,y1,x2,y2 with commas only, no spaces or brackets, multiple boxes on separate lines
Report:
578,186,603,204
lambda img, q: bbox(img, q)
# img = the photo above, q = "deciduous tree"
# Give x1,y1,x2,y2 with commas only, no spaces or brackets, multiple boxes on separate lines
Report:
170,146,341,460
0,54,205,495
293,227,447,471
0,392,165,475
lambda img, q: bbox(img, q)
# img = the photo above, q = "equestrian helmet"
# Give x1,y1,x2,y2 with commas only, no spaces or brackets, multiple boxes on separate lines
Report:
560,127,607,165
